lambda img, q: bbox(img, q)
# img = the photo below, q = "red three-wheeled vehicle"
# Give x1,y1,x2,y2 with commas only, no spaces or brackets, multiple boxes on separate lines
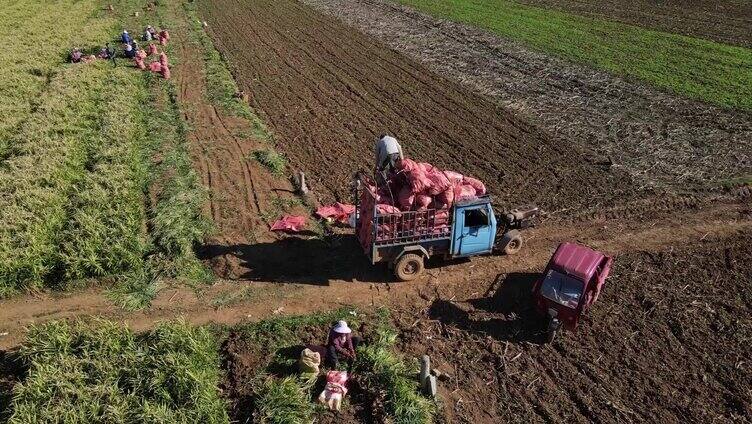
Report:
532,242,613,342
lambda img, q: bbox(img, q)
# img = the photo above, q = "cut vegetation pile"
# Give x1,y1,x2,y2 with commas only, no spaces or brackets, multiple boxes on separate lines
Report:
8,319,228,423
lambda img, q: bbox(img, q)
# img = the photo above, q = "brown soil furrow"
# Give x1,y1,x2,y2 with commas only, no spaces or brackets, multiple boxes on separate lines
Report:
301,0,752,195
198,0,639,212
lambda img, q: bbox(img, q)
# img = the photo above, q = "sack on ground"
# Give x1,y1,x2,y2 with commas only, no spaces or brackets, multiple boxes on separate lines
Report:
298,348,321,374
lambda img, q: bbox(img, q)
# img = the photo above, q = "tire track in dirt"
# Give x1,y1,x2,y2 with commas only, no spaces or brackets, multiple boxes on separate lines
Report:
168,1,304,278
197,0,641,213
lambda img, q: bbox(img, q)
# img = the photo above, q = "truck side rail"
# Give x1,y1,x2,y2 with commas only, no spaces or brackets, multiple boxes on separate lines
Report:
373,209,452,246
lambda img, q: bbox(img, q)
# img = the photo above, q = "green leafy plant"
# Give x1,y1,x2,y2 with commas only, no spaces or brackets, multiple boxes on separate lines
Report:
9,319,229,423
253,149,288,176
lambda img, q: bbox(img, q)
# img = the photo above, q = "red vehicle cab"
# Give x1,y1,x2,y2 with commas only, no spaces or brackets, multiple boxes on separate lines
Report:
532,242,613,342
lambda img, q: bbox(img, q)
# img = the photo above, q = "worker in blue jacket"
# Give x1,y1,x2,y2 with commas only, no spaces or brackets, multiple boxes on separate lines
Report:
121,30,131,44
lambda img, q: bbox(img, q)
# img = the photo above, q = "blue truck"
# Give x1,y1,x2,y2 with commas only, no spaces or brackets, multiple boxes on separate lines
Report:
354,175,538,281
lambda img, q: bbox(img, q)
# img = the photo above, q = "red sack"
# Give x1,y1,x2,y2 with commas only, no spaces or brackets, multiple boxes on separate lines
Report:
408,171,432,194
134,57,146,70
376,204,401,215
454,184,477,201
443,171,464,184
316,203,355,224
159,52,169,67
414,194,432,210
417,162,434,173
396,158,418,172
426,171,451,196
397,186,415,210
270,215,306,232
149,61,162,72
435,187,454,208
136,49,147,59
148,43,158,56
434,210,450,226
463,176,486,195
161,66,171,79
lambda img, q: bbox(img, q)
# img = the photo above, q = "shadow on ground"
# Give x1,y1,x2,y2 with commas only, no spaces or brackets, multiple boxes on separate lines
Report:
199,235,395,285
0,350,26,421
428,272,548,343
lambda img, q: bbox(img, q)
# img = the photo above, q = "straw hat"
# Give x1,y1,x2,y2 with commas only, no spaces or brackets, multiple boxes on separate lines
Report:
333,320,351,334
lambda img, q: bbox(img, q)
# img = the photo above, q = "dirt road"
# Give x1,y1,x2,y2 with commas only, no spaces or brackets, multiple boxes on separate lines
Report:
1,200,748,350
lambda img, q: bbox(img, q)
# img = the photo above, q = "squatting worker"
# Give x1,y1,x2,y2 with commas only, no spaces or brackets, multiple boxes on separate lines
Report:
326,321,361,369
375,134,404,174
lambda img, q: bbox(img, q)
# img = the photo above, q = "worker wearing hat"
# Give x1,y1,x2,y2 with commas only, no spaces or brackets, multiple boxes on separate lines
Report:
326,320,361,368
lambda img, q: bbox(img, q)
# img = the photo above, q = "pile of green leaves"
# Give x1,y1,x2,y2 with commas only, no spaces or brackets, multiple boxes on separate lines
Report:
8,319,228,423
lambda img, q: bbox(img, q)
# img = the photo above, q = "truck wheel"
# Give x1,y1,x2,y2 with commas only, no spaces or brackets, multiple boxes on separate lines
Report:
394,254,424,281
503,234,523,255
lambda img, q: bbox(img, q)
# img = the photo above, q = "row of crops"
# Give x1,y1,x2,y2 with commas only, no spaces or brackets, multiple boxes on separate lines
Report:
2,310,435,423
0,0,209,299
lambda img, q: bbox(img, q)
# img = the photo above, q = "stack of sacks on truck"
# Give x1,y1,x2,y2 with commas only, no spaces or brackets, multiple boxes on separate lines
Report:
358,158,487,250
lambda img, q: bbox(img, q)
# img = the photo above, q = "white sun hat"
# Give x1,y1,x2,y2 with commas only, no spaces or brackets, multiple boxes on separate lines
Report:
333,320,351,334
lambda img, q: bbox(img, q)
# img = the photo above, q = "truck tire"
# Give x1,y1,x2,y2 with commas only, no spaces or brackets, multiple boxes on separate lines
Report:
503,234,523,255
394,254,424,281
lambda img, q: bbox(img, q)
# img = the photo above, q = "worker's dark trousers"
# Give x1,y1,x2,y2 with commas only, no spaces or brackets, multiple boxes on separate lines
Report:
326,337,362,368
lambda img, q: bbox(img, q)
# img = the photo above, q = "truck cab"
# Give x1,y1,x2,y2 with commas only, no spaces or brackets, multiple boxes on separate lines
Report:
451,198,497,257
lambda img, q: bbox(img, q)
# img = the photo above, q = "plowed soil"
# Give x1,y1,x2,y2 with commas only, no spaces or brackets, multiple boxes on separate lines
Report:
300,0,752,194
397,233,752,422
197,0,641,213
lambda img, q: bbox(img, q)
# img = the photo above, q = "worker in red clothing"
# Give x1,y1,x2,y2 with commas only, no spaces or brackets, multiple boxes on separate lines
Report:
325,321,361,368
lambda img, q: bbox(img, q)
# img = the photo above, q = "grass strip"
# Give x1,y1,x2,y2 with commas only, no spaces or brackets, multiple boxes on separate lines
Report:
182,1,272,140
8,318,229,423
398,0,752,110
253,149,287,176
255,376,315,424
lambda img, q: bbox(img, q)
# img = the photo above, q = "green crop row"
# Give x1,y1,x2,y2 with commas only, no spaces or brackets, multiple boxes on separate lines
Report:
57,70,151,283
398,0,752,110
353,310,435,424
0,63,118,295
0,0,214,301
8,319,229,423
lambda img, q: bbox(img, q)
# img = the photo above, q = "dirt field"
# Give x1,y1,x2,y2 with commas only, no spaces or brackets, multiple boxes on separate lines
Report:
300,0,752,193
516,0,752,48
1,0,750,420
396,233,752,422
196,0,648,214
